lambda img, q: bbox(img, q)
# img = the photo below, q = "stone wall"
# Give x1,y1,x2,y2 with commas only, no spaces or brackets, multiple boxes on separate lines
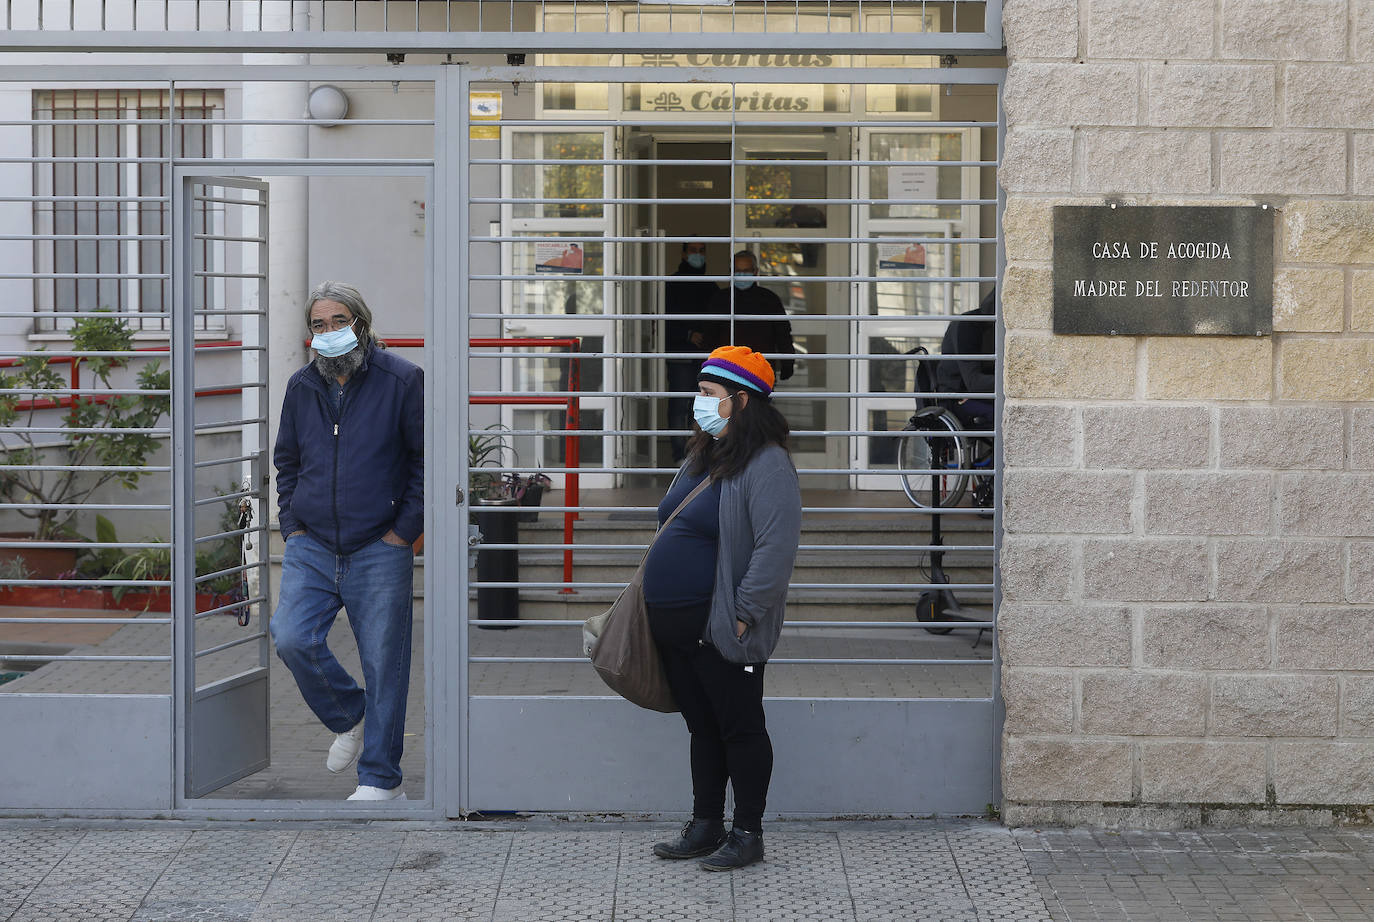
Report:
1001,0,1374,825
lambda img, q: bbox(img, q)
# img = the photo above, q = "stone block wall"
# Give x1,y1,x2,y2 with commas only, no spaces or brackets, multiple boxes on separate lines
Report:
1001,0,1374,825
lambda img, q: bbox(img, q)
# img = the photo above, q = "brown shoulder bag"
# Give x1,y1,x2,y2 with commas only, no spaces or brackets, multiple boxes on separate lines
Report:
582,476,713,713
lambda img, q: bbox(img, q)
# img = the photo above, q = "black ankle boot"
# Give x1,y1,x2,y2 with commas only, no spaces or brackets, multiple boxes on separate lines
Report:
699,828,764,871
652,819,727,859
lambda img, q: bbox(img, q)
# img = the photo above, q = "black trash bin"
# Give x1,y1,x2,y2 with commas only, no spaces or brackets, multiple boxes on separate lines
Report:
475,497,519,628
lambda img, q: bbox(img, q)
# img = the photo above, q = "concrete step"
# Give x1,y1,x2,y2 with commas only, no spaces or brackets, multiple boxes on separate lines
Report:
267,510,996,610
507,562,993,587
513,518,994,544
476,591,995,622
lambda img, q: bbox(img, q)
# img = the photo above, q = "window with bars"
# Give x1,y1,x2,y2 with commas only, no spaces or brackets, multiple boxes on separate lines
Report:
31,89,224,333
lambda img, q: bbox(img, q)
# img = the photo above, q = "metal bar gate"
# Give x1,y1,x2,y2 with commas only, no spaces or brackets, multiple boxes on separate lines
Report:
0,59,1002,818
457,64,1004,816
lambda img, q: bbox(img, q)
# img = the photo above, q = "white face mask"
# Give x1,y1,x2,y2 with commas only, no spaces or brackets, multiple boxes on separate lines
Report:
692,393,729,438
310,319,358,357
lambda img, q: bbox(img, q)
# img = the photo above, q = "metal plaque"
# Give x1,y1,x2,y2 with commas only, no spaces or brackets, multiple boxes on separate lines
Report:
1052,205,1274,336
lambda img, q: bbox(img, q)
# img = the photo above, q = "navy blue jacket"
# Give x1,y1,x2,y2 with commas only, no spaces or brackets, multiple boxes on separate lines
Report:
274,345,424,555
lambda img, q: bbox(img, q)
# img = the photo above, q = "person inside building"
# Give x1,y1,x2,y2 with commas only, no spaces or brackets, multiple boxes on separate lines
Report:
270,281,424,802
645,345,803,871
664,239,721,462
704,249,796,384
935,287,996,425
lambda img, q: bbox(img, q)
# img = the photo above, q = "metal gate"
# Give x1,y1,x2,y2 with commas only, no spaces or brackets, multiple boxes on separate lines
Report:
458,65,1003,816
170,158,440,813
172,174,272,798
0,58,1000,817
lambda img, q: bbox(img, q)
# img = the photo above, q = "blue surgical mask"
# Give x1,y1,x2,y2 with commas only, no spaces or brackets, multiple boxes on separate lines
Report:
692,393,729,438
732,272,755,291
685,252,706,269
311,320,359,358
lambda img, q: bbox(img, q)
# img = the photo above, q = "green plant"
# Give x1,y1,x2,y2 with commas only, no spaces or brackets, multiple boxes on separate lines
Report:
77,487,247,602
468,424,517,501
0,555,31,581
0,313,170,541
501,470,552,502
103,540,172,603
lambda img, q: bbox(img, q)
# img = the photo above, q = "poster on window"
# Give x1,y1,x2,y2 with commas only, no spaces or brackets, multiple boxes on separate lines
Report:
888,165,939,202
535,242,585,274
877,242,927,270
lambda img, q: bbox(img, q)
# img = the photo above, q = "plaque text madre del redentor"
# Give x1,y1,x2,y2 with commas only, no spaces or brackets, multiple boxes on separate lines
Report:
1052,205,1274,336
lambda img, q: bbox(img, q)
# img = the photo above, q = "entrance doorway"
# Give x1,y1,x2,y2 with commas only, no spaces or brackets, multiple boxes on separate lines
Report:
176,167,434,809
624,128,852,485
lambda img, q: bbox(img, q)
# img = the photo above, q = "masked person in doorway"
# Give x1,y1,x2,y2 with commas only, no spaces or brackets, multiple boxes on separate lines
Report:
703,250,796,384
665,239,722,462
646,345,802,871
270,281,424,802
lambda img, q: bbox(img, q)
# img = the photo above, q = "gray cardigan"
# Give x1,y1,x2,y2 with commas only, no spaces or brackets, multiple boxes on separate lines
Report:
671,443,802,664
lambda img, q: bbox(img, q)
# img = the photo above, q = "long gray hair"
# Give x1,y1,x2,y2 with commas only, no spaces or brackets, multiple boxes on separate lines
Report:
305,281,382,350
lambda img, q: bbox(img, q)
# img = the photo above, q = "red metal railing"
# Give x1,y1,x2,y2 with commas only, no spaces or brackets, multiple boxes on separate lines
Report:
343,336,584,589
467,337,581,592
1,341,243,415
3,335,585,589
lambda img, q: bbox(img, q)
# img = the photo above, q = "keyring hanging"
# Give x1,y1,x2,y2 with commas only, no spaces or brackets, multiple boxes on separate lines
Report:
235,498,254,627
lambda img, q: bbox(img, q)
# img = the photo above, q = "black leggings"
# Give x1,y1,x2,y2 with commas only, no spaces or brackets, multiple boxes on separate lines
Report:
647,601,773,832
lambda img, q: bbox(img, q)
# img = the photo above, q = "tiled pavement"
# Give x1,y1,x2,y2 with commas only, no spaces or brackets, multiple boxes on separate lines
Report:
1020,827,1374,921
3,821,1374,921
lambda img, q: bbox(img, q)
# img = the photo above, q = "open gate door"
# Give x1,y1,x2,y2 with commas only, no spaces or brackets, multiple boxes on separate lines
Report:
173,175,272,798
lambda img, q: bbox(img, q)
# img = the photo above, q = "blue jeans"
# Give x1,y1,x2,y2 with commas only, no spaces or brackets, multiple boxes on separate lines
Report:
270,531,415,790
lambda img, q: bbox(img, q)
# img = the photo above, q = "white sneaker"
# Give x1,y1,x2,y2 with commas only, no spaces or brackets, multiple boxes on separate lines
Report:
346,785,407,801
326,720,364,773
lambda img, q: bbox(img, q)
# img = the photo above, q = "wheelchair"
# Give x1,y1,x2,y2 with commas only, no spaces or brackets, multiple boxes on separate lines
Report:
897,345,994,640
897,346,994,511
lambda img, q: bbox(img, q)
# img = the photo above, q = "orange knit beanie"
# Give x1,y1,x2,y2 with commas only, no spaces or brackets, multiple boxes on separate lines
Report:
697,345,775,396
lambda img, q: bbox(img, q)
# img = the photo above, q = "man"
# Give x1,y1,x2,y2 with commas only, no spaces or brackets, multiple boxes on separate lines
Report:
271,281,424,802
935,287,996,425
704,249,795,383
664,239,720,461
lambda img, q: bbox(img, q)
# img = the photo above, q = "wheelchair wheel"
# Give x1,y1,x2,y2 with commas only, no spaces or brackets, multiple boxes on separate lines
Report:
898,408,969,508
969,436,995,509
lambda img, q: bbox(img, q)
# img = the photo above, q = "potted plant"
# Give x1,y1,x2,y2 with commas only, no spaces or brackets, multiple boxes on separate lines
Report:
468,425,521,625
506,470,553,523
468,424,516,502
71,489,250,613
0,313,169,577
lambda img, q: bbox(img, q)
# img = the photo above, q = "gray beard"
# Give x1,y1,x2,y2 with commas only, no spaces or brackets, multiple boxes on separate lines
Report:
313,347,365,382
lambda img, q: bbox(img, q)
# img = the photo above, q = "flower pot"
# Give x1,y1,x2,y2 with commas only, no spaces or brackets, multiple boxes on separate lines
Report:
0,583,244,614
517,482,545,523
475,497,519,627
0,585,105,609
0,532,78,579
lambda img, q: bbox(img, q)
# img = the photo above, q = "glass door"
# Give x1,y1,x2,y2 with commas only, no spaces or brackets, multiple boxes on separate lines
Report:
854,127,983,489
501,127,616,489
734,130,850,484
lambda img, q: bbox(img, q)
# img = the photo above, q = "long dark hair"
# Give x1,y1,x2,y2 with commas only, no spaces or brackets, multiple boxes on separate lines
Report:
686,389,790,481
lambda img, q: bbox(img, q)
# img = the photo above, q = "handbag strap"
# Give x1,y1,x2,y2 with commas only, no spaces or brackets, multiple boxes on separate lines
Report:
640,474,714,563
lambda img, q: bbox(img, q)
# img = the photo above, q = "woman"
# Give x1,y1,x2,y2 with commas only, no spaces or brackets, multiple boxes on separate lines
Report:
643,345,803,871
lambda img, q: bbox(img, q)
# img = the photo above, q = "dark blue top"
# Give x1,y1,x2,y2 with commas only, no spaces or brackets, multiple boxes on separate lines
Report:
273,345,425,555
642,469,721,607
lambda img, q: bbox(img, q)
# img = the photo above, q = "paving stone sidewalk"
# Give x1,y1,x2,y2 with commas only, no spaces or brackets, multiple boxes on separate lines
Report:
2,820,1373,921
